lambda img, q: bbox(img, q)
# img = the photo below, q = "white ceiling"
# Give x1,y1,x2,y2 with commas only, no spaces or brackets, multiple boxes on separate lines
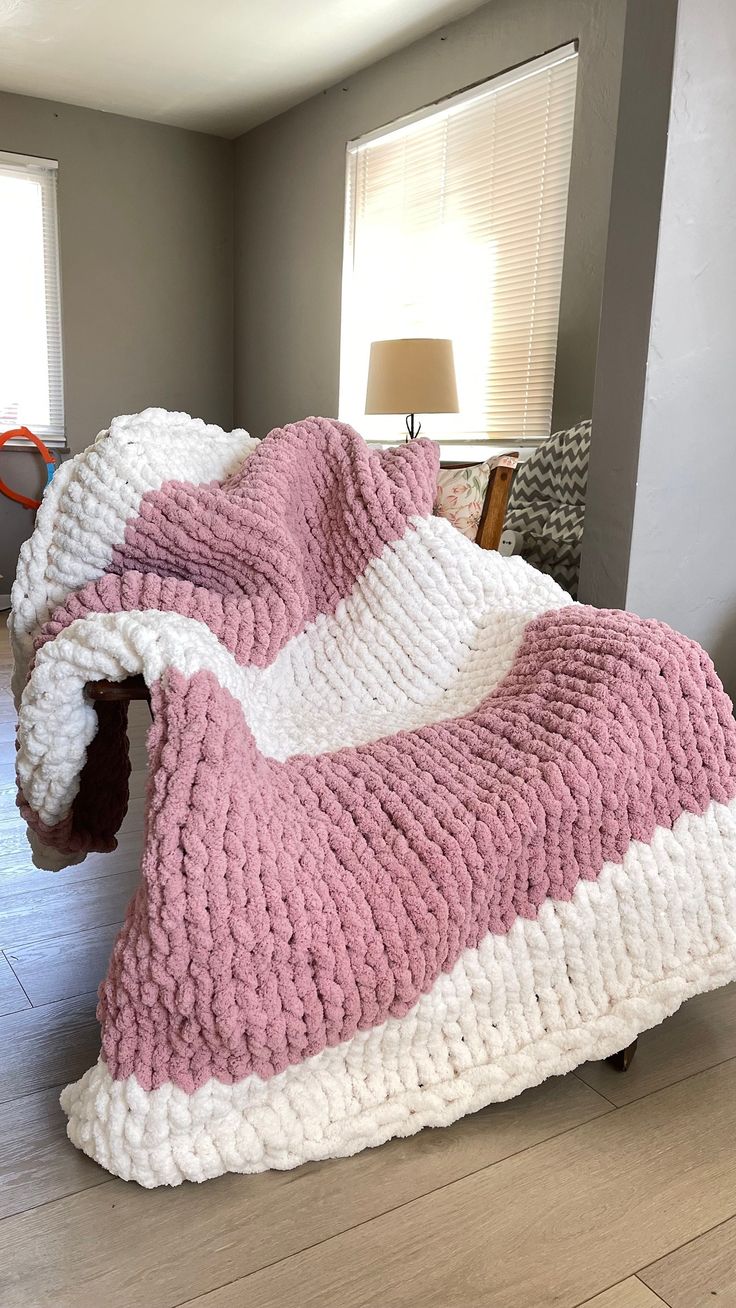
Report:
0,0,487,138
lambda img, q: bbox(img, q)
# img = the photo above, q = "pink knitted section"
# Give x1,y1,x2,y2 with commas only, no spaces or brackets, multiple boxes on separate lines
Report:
97,604,736,1093
39,422,437,667
110,417,439,641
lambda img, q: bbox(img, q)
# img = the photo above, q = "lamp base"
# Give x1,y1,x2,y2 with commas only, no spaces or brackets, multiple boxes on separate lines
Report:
405,413,422,441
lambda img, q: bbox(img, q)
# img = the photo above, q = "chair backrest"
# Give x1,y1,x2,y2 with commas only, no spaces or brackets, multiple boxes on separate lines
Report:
476,456,518,550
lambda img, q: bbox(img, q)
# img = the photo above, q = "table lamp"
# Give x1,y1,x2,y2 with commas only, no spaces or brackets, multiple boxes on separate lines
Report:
365,337,459,440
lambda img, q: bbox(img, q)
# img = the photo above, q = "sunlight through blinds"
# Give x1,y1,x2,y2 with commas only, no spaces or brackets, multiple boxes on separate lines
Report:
339,44,578,448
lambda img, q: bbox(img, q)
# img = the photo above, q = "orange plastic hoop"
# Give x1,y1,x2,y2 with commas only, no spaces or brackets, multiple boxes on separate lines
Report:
0,427,57,510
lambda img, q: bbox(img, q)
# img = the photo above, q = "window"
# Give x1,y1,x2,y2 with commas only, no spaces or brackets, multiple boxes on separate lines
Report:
0,152,64,445
339,45,578,454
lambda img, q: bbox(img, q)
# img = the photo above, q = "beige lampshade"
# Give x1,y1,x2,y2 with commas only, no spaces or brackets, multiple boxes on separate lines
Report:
365,338,459,415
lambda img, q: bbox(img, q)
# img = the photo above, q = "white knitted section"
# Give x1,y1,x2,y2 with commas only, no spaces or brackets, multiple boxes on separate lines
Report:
17,515,570,842
61,796,736,1187
9,408,256,701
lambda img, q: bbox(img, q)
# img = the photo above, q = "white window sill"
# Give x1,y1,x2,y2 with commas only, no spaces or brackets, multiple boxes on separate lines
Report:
367,439,537,463
1,434,67,450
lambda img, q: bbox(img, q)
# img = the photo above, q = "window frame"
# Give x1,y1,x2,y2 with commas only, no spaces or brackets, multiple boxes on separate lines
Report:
338,43,578,456
0,150,65,449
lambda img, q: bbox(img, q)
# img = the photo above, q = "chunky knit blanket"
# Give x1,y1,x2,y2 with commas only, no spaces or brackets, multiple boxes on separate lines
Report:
11,409,736,1188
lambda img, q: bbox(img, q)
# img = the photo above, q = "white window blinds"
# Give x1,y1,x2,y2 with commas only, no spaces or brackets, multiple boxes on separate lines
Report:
339,44,578,449
0,151,64,444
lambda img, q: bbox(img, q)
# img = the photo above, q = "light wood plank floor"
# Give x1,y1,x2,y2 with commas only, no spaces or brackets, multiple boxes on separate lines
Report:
1,615,735,1307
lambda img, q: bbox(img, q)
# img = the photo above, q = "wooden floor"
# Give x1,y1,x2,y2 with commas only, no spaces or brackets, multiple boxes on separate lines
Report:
1,616,736,1308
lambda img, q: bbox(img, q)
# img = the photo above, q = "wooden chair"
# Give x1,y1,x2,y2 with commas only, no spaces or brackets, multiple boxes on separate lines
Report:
476,458,517,551
437,452,518,552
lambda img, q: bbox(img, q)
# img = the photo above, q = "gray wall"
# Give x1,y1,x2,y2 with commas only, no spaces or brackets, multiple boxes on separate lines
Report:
233,0,627,438
577,0,679,610
0,449,54,603
0,91,234,591
625,0,736,697
581,0,736,699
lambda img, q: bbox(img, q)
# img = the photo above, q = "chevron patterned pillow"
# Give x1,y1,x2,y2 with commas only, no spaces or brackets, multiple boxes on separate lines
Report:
504,420,591,597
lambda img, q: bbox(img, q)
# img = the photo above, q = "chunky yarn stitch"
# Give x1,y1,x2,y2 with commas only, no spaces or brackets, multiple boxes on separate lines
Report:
13,412,736,1186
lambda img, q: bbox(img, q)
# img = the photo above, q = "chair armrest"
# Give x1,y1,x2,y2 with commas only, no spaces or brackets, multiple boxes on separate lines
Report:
476,453,519,551
86,675,150,704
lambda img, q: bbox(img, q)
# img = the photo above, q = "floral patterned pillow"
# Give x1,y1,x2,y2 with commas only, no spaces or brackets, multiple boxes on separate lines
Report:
434,456,515,540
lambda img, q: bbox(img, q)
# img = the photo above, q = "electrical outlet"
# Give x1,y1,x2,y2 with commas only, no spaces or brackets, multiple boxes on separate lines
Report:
499,529,519,557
